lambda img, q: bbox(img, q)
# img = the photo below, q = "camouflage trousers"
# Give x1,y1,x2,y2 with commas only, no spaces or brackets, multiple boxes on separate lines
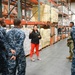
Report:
7,51,26,75
69,47,73,58
71,49,75,75
0,51,8,75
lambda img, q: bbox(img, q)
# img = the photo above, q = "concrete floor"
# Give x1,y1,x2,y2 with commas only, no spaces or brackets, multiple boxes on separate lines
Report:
26,39,71,75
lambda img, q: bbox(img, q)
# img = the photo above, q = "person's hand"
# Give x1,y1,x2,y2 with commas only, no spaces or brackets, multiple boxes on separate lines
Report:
11,49,16,54
38,36,41,38
10,56,16,60
30,31,32,34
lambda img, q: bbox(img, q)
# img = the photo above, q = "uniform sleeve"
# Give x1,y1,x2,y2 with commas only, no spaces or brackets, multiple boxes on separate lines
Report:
5,31,15,57
2,29,12,52
15,32,26,56
4,38,12,52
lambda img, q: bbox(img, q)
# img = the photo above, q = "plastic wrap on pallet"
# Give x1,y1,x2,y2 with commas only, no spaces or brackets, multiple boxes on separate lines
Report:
55,28,58,42
51,7,58,22
32,4,58,22
21,28,31,55
40,28,50,48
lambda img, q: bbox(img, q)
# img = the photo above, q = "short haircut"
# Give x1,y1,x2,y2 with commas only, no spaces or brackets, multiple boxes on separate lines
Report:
70,22,74,26
14,18,21,26
0,18,6,27
0,18,4,25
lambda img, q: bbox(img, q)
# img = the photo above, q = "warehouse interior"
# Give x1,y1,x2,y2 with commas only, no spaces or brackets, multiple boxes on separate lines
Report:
0,0,75,75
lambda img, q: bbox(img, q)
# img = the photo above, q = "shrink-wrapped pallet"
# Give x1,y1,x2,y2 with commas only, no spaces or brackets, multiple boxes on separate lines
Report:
39,28,44,37
42,29,50,38
21,28,31,55
32,4,58,22
40,39,45,48
51,7,58,22
42,5,50,21
40,29,50,48
40,28,45,48
32,4,45,21
55,28,58,42
41,37,50,48
58,6,68,14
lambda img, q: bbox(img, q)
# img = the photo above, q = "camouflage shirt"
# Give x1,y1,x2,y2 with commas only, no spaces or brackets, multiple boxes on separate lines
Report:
6,28,26,56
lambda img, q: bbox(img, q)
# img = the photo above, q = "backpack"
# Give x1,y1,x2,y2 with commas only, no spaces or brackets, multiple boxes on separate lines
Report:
71,26,75,42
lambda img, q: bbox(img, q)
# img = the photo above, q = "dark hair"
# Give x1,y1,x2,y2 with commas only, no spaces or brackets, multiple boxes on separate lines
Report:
70,22,74,25
0,19,4,25
0,18,6,27
33,25,37,28
14,18,21,26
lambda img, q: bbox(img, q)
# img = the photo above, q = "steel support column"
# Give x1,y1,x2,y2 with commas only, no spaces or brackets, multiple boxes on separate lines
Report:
50,2,51,22
8,0,10,18
38,0,40,28
17,0,22,19
57,0,59,35
69,0,72,21
0,0,2,18
24,0,27,20
62,2,64,26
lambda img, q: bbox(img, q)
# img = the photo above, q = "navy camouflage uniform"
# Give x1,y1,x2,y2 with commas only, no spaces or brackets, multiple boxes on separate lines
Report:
6,28,26,75
0,27,9,75
71,26,75,75
71,45,75,75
